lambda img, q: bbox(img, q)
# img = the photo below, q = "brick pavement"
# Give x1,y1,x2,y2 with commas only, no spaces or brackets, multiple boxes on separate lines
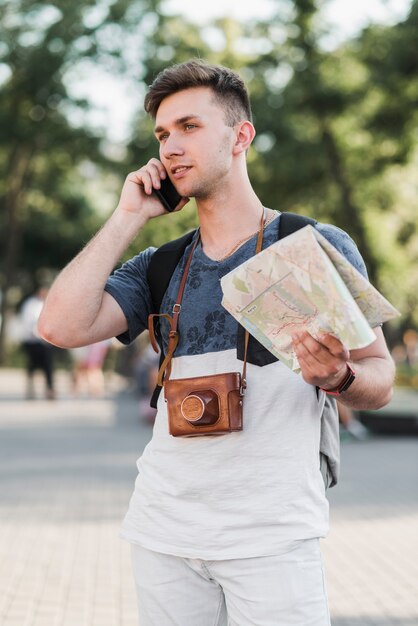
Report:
0,368,417,626
324,438,418,626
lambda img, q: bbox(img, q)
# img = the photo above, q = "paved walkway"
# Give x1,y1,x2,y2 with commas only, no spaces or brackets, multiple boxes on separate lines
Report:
0,369,417,626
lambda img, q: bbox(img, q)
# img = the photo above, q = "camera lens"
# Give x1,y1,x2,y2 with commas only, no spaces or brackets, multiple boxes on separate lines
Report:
181,390,219,425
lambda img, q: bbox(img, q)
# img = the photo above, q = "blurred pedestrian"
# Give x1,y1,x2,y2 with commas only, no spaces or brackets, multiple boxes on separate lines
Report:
70,339,111,397
403,329,418,367
20,287,55,400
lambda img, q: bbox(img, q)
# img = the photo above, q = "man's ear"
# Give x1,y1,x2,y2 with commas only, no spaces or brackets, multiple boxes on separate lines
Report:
232,121,256,155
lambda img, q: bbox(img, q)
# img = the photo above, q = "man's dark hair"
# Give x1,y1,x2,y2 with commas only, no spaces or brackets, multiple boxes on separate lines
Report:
144,59,252,125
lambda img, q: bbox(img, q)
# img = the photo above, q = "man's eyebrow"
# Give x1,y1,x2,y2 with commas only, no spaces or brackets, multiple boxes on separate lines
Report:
154,115,203,135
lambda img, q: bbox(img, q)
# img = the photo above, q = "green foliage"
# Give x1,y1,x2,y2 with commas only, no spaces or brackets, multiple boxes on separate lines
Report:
0,0,157,283
0,0,164,360
1,0,417,358
123,201,199,262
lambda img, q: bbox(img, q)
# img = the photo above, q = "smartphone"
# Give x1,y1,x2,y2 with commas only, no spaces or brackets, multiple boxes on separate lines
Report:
153,175,182,212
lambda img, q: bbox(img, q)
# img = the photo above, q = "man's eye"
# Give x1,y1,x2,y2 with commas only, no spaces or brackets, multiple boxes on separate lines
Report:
185,124,196,130
158,133,169,141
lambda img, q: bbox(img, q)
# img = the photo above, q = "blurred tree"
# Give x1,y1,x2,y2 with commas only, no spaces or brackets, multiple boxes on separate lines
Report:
0,0,161,361
235,0,417,331
240,0,379,278
354,0,418,331
119,0,418,335
2,0,416,363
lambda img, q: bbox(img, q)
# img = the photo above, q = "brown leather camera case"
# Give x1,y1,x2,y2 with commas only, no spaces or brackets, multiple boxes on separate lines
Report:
165,372,243,437
149,211,267,438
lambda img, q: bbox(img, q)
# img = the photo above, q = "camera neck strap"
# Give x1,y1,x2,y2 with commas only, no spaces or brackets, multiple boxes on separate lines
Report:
149,208,266,388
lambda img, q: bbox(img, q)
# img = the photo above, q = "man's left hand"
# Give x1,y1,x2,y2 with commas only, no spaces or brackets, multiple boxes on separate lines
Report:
292,330,350,390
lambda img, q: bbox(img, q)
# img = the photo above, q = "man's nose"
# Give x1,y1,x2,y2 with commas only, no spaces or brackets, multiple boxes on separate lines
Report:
160,135,184,159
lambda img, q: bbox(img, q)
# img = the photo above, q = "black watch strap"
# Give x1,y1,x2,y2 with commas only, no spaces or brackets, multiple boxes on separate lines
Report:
320,363,356,396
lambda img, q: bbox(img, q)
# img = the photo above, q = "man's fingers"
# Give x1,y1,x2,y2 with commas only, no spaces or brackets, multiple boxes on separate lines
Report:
148,158,166,179
293,339,324,372
146,162,165,189
128,159,168,195
128,166,161,196
292,330,349,360
127,169,152,195
292,329,351,388
318,333,350,360
138,164,163,193
292,333,331,372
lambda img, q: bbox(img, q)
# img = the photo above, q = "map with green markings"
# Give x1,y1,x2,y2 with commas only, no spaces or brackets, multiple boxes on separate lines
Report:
220,225,400,372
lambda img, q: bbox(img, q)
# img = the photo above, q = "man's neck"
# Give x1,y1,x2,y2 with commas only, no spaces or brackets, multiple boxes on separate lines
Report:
196,181,264,258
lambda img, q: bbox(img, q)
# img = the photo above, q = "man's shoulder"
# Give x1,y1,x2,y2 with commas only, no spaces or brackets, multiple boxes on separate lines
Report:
314,222,368,279
106,246,157,289
121,246,158,273
151,229,198,255
314,221,357,252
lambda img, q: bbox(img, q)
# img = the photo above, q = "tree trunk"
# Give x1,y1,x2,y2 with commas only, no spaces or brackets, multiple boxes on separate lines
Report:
0,144,33,364
320,123,379,285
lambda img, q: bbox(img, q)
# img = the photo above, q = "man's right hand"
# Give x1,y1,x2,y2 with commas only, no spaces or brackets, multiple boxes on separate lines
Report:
116,158,189,219
38,159,189,350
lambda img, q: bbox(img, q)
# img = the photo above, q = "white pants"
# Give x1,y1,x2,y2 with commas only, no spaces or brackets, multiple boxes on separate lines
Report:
130,539,331,626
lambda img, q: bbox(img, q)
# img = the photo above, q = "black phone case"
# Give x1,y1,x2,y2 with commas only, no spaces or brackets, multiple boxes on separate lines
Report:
153,176,182,212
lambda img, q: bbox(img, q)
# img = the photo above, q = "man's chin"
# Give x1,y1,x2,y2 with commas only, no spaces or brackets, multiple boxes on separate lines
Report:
174,183,192,198
175,180,211,200
183,186,211,201
178,187,200,200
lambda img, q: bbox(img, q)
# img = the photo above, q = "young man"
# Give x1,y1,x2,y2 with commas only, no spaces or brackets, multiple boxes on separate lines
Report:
39,60,394,625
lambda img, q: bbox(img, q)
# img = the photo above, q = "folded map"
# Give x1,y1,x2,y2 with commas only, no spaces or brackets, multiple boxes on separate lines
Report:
220,225,400,372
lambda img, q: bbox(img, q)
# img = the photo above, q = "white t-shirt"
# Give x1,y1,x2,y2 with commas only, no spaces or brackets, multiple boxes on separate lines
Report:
105,214,367,559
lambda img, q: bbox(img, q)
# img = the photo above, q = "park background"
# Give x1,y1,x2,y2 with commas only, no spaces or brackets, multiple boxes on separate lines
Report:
1,0,418,372
1,2,418,626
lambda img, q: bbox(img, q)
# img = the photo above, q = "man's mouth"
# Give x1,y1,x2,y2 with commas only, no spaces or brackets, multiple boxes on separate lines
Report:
171,166,192,178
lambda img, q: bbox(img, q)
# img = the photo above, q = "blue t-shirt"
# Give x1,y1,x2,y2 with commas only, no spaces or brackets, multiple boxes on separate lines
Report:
104,213,368,356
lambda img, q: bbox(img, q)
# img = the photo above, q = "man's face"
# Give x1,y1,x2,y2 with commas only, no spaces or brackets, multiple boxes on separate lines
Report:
154,87,237,199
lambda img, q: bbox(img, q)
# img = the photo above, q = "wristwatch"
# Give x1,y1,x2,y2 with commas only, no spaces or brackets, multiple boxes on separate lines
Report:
320,363,356,396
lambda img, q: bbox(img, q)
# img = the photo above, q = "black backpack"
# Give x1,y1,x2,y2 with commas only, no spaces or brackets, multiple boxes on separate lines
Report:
146,212,316,408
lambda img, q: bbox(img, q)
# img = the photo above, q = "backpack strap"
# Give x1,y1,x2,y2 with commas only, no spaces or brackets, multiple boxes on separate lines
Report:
147,229,197,408
147,229,197,313
279,211,317,238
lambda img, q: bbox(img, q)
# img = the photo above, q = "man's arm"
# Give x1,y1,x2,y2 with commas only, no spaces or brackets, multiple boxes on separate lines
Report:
38,160,188,348
292,327,395,410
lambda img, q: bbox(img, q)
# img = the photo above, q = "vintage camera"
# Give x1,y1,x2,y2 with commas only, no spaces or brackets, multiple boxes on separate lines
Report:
164,372,244,437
